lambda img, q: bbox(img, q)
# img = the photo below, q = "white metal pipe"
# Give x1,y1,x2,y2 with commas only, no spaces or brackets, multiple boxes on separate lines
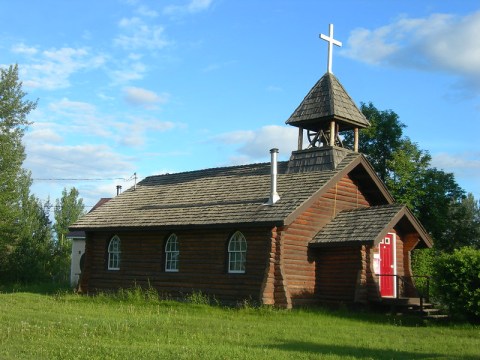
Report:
268,148,280,205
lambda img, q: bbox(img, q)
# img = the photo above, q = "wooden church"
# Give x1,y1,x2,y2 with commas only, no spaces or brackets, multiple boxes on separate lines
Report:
71,25,431,308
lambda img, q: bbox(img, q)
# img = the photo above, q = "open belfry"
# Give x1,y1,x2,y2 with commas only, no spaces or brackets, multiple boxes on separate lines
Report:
71,24,431,308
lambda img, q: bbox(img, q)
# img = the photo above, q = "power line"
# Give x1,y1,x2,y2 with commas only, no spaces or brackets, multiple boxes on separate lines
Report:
33,177,128,181
32,173,138,182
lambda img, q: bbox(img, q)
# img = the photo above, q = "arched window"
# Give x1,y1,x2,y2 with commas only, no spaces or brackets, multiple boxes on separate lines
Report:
228,231,247,273
108,235,121,270
165,233,179,272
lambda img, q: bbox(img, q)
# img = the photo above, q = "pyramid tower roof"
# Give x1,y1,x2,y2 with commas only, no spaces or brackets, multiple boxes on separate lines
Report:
286,72,369,132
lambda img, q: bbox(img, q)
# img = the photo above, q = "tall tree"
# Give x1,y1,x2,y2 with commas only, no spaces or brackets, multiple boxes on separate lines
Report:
385,138,431,210
349,102,476,252
345,102,406,182
7,195,54,283
53,187,85,244
53,187,85,281
439,193,479,252
0,64,37,279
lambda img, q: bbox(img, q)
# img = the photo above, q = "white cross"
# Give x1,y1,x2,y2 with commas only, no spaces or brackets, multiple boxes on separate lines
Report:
320,24,342,74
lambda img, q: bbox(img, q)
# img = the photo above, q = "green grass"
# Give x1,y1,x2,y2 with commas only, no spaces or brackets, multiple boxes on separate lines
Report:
0,288,479,359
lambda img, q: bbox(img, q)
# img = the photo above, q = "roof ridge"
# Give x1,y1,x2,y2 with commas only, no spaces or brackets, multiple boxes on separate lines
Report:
142,160,289,181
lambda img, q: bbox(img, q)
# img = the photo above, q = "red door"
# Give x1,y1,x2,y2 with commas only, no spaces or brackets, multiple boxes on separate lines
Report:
379,233,395,297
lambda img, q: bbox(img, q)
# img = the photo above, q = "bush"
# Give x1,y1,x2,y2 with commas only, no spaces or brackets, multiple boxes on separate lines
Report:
411,248,435,298
432,247,480,322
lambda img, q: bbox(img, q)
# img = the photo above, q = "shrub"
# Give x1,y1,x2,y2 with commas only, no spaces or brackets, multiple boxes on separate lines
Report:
411,248,435,298
432,247,480,322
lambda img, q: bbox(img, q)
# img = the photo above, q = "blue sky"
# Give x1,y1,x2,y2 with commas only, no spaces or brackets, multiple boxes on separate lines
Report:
1,0,479,211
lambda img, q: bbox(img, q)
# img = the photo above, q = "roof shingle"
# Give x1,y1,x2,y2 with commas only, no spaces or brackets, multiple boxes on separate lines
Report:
285,72,370,131
71,152,361,230
310,204,430,247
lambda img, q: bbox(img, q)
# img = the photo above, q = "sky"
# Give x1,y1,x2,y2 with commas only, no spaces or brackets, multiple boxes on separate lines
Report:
1,0,479,212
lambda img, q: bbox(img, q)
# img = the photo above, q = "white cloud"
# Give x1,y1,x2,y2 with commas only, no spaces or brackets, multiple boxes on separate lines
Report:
114,116,177,147
123,86,170,108
342,11,480,94
432,152,480,173
49,98,96,115
25,143,134,179
164,0,213,16
11,43,38,56
136,5,158,18
216,125,297,163
16,46,106,90
114,17,170,50
109,61,147,84
432,152,480,197
26,142,136,211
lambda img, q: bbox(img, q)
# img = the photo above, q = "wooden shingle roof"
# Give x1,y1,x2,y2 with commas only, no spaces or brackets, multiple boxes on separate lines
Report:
310,204,432,248
285,72,370,132
71,152,364,231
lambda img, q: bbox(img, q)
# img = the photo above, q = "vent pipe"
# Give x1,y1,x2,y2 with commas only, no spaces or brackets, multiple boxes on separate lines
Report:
266,148,280,205
116,185,122,196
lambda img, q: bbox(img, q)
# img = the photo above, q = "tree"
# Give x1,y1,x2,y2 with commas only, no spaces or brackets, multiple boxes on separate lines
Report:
0,64,37,280
385,138,431,210
344,102,406,182
7,195,54,283
442,194,480,251
411,168,463,252
53,187,85,243
53,187,86,281
350,102,477,252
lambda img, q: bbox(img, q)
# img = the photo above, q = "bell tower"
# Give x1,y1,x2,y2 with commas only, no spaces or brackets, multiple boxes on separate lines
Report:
286,24,369,153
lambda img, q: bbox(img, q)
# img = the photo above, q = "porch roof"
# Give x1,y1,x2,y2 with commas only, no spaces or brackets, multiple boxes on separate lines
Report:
310,204,432,248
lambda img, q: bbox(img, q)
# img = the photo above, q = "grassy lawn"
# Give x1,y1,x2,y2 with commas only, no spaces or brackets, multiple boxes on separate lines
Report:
0,289,479,359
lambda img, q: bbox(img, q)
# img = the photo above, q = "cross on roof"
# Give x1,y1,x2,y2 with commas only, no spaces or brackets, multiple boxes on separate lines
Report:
320,24,342,74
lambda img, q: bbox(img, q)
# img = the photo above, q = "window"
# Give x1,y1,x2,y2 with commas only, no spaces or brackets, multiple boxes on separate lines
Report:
108,235,121,270
228,231,247,273
165,233,179,272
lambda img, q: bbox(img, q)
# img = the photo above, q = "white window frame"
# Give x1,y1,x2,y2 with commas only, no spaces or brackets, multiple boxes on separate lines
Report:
165,233,179,272
228,231,247,274
108,235,121,270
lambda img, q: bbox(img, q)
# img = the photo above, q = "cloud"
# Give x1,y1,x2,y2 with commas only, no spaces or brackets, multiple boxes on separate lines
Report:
215,125,298,163
164,0,213,16
49,98,96,115
114,17,170,50
432,152,480,174
136,5,158,18
14,45,106,90
342,11,480,94
109,60,147,84
26,142,136,210
42,97,177,148
25,142,134,179
432,152,480,197
123,86,170,108
11,43,38,56
114,116,177,147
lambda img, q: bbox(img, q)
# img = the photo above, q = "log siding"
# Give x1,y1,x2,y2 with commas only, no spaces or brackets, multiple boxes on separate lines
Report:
281,174,371,306
81,227,272,304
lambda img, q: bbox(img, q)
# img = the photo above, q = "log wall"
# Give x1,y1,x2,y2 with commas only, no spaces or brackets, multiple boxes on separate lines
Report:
281,174,371,306
80,227,272,304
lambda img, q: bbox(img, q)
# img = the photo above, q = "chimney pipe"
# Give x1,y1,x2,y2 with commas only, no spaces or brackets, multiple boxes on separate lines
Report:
266,148,280,205
116,185,122,196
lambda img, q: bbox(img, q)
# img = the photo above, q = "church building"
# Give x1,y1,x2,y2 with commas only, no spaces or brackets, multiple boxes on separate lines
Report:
71,25,431,308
